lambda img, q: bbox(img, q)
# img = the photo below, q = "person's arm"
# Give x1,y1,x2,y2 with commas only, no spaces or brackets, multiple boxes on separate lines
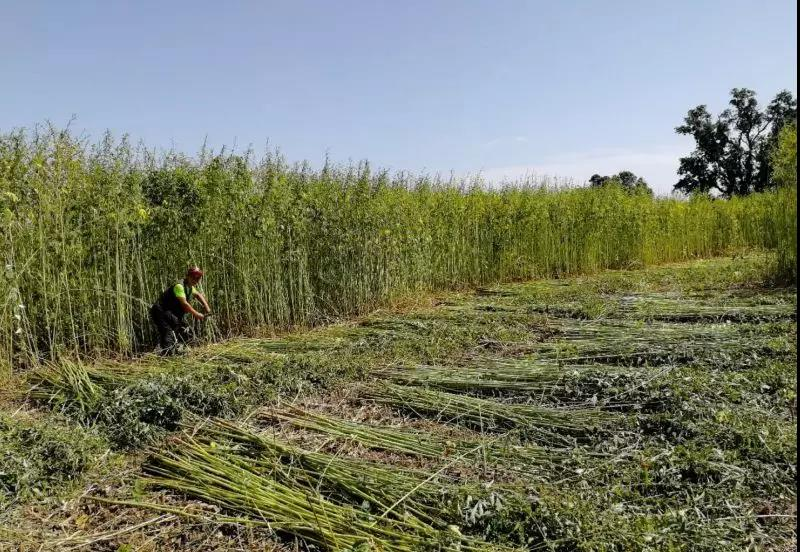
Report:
174,283,204,320
194,291,211,314
178,296,205,320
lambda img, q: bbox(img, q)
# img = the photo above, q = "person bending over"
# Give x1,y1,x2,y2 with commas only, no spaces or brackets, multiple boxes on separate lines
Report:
149,266,211,355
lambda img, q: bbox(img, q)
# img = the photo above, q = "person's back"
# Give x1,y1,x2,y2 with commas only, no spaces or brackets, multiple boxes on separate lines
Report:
156,280,196,321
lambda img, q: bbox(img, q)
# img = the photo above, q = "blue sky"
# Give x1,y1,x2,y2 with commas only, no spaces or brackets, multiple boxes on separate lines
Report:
1,1,796,194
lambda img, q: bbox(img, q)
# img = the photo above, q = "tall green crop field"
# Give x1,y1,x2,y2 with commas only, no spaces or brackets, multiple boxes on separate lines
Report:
0,127,795,374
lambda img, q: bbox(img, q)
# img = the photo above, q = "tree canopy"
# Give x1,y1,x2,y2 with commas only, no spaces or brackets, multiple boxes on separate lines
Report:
675,88,796,197
589,171,653,195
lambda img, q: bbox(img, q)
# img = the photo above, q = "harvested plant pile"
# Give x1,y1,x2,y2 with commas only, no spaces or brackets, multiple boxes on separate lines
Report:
143,423,517,551
359,383,609,445
260,405,570,472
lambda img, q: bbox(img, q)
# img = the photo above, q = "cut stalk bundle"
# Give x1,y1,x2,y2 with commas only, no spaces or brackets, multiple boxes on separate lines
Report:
187,338,334,367
615,294,796,323
259,406,567,470
191,419,470,525
380,361,636,399
144,432,517,551
26,360,108,414
536,319,782,366
25,357,164,412
359,384,609,445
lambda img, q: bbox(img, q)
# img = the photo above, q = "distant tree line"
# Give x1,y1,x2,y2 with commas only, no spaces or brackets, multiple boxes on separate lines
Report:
589,171,653,195
588,88,796,198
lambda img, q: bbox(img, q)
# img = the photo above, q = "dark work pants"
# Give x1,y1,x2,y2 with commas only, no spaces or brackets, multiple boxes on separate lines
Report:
149,305,191,355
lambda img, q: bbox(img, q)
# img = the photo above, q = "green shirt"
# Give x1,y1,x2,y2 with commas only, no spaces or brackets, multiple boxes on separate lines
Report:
173,283,196,300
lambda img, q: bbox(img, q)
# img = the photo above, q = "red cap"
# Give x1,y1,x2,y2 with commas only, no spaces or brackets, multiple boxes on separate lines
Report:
187,266,204,278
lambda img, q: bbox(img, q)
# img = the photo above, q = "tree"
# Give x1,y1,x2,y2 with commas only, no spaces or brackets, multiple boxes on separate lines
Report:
589,170,653,195
771,123,797,188
674,88,797,197
589,174,611,187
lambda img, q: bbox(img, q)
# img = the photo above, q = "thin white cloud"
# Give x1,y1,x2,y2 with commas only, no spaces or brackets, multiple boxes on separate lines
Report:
478,146,685,196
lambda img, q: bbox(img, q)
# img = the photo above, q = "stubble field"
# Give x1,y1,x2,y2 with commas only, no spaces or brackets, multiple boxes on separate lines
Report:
1,255,796,551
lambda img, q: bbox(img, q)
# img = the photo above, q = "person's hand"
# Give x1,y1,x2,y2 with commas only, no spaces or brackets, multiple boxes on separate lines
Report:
194,312,205,321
